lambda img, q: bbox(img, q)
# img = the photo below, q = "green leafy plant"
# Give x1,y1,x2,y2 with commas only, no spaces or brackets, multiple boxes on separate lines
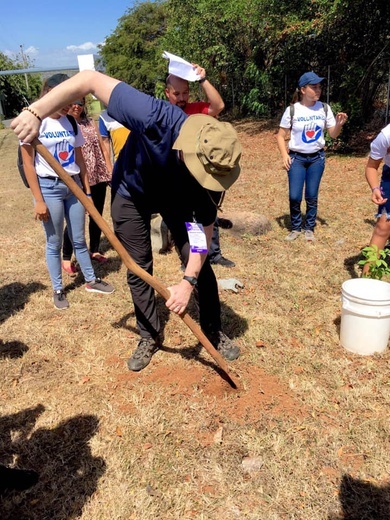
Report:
358,245,390,280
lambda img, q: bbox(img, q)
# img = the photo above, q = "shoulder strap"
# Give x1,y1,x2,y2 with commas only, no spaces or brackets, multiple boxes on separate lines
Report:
66,114,78,135
289,104,294,131
322,102,328,129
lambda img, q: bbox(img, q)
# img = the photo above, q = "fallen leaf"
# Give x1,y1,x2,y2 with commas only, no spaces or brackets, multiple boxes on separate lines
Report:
213,426,223,444
242,456,263,473
116,426,123,437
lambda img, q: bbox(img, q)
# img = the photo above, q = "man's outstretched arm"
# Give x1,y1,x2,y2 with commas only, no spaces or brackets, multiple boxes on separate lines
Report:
11,71,120,142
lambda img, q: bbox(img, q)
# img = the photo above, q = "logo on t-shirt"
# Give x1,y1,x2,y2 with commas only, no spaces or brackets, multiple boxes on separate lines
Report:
53,140,75,168
302,123,322,144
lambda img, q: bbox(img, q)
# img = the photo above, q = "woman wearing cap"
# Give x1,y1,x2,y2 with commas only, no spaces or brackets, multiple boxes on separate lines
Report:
19,74,114,310
277,71,348,241
62,97,113,272
12,70,241,370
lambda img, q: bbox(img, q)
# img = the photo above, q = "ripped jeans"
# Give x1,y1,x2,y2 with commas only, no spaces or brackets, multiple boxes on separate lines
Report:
287,150,325,231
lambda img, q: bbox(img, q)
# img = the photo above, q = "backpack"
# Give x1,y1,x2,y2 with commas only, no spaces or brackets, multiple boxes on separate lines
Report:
17,114,78,188
289,102,329,131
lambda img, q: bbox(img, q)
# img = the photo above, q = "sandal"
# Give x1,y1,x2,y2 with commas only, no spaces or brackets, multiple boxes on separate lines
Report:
90,252,108,264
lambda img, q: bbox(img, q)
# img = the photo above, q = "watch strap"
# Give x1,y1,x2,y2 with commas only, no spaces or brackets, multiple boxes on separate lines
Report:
183,275,198,286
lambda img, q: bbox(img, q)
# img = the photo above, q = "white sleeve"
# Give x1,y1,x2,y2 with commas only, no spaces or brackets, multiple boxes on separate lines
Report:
326,104,336,128
370,131,389,161
279,106,291,129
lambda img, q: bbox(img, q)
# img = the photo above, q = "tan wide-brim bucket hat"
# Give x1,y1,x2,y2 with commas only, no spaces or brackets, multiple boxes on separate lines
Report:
173,114,241,192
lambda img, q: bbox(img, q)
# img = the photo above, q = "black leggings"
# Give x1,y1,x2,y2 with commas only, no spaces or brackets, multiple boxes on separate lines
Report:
111,192,221,339
63,182,108,260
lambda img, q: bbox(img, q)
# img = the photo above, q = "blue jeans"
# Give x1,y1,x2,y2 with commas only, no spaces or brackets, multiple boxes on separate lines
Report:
376,165,390,219
39,176,96,291
288,150,325,231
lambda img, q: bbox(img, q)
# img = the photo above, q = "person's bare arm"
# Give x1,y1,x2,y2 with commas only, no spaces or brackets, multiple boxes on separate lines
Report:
95,122,113,174
166,222,214,314
20,145,50,221
193,64,224,117
11,71,120,142
366,156,387,205
75,148,91,196
327,112,348,139
276,127,292,170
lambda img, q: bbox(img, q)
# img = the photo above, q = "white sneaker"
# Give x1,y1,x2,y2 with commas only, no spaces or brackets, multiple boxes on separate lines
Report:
285,230,301,241
305,230,315,241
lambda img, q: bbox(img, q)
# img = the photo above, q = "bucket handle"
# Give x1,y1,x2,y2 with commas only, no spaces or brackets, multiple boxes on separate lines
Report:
342,296,390,318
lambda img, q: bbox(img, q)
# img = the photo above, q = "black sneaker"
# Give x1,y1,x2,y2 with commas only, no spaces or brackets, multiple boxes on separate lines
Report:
53,290,69,310
207,331,240,361
127,337,160,372
210,256,236,268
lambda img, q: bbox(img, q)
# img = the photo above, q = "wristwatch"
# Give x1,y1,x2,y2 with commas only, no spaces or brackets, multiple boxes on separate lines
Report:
183,275,198,287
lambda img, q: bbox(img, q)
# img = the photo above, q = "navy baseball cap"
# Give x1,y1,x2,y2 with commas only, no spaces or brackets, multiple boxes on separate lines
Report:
298,72,325,88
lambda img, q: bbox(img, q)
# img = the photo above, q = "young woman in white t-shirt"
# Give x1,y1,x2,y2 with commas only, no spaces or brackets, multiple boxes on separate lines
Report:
362,124,390,275
20,74,114,310
276,71,348,241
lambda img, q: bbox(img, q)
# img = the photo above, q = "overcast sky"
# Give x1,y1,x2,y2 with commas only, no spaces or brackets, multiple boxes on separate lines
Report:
1,1,134,69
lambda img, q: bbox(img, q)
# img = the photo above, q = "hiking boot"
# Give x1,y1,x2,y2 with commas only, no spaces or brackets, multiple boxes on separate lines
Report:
85,278,114,294
127,337,160,372
210,256,236,268
218,217,233,229
53,290,69,310
304,230,315,241
285,230,301,241
207,331,240,361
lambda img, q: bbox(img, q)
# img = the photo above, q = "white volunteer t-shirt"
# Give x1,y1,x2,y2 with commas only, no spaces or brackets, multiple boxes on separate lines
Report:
34,116,85,177
280,101,336,153
369,124,390,168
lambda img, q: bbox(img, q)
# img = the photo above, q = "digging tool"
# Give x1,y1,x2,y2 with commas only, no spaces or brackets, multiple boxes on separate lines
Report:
31,138,238,388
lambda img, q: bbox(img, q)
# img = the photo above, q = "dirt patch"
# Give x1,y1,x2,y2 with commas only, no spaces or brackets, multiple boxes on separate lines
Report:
111,361,304,424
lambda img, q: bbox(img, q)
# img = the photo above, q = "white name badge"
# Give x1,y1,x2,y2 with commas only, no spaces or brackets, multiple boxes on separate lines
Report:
185,222,208,254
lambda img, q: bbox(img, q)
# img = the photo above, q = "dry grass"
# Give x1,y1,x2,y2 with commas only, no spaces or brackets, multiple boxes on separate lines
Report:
1,123,390,520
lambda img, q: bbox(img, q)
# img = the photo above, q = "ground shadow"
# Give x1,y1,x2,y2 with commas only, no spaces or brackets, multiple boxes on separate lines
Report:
0,340,28,359
333,315,341,336
329,473,390,520
275,214,291,231
0,282,46,325
344,253,362,279
232,118,278,135
275,213,328,231
364,218,376,228
159,298,247,374
0,405,106,520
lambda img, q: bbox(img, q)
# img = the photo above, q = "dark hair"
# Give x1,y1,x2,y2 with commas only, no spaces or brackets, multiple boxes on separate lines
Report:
165,74,189,88
78,98,89,125
40,73,69,97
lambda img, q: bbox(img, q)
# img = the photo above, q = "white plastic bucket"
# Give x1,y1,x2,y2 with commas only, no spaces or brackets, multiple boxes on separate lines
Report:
340,278,390,355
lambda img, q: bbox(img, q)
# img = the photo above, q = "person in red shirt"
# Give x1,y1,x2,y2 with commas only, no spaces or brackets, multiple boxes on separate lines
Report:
165,66,235,267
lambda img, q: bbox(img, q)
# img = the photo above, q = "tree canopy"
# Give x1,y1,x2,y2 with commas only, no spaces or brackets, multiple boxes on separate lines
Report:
0,52,41,119
97,0,389,128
